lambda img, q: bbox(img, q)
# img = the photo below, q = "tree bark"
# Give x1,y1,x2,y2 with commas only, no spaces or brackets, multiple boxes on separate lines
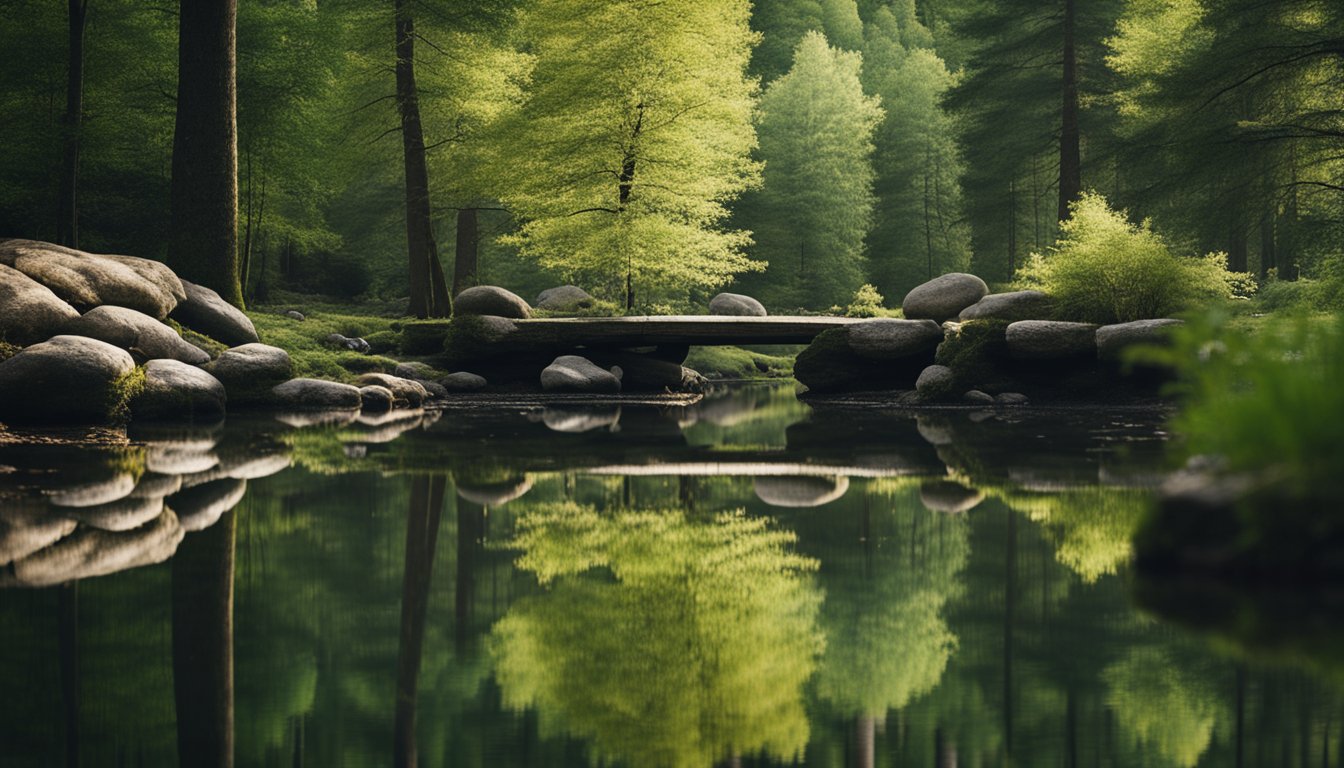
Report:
452,207,479,297
57,0,87,249
172,511,236,768
1058,0,1081,222
395,0,450,319
394,476,445,768
168,0,242,307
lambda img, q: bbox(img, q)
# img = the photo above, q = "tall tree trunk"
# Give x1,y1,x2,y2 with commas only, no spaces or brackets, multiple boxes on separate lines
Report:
168,0,242,307
1227,220,1248,273
395,0,450,319
1058,0,1081,222
452,208,479,297
172,512,236,768
394,476,445,768
1007,179,1018,275
57,0,88,249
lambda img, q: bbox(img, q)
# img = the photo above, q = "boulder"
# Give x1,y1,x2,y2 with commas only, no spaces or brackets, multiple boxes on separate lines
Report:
709,292,767,317
606,354,704,391
958,290,1052,322
441,371,487,392
915,365,954,397
131,359,227,421
753,476,850,508
169,478,247,532
356,373,428,407
901,273,989,322
995,392,1029,405
540,355,622,393
536,285,595,312
454,285,531,319
0,239,185,318
0,263,80,345
420,380,448,400
169,279,259,346
393,361,438,381
323,333,371,354
1005,320,1099,360
270,378,363,410
1096,318,1183,360
0,335,136,424
919,480,985,514
847,319,943,360
360,385,396,412
65,305,210,364
964,389,995,404
284,310,305,321
794,327,931,393
204,343,292,400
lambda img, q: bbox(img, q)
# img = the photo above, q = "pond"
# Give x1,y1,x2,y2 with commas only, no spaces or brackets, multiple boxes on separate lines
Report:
1,383,1340,767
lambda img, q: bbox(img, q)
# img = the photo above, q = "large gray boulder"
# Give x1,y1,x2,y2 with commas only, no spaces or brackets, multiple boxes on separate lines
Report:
65,305,210,364
536,285,595,312
0,335,135,423
356,373,427,407
709,292,767,317
902,273,989,322
0,263,80,345
204,343,292,400
753,476,850,508
915,364,954,397
169,279,259,346
1096,318,1183,360
131,359,227,421
270,378,363,410
846,318,943,360
0,239,185,319
454,285,532,319
1005,320,1099,360
441,371,487,392
393,361,438,381
540,355,622,393
958,290,1052,322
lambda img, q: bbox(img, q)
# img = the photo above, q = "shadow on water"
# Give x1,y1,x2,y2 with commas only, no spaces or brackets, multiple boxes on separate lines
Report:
2,382,1342,767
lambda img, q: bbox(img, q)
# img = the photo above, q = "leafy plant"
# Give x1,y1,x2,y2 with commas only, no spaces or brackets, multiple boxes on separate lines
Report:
845,283,887,317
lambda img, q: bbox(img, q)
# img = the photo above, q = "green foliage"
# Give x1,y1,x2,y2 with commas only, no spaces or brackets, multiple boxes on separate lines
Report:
844,283,889,317
684,346,794,379
933,319,1010,392
748,0,825,81
1015,194,1247,323
248,310,400,382
1103,648,1222,767
996,487,1150,582
107,366,147,424
0,340,20,363
734,31,882,310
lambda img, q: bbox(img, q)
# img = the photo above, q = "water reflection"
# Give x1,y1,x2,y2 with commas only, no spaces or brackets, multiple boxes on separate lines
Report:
1,384,1341,767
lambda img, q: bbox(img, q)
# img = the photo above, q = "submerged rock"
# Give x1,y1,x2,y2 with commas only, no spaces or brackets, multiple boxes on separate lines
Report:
170,279,259,346
0,335,136,424
359,385,396,412
66,305,210,364
0,263,80,345
902,273,989,322
709,292,767,317
454,285,532,319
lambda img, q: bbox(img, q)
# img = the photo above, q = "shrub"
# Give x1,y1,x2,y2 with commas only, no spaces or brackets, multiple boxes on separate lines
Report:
845,284,887,318
1015,193,1250,323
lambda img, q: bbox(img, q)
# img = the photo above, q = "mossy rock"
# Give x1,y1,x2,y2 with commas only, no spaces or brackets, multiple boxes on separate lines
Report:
364,329,400,355
400,320,454,355
795,327,928,393
934,320,1018,393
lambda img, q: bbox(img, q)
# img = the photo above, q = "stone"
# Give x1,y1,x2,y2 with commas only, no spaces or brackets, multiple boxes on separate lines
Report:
847,319,943,360
536,285,595,311
271,378,363,410
607,354,704,391
65,305,210,364
540,355,622,393
963,389,995,404
323,333,371,354
709,292,767,317
0,335,136,424
347,412,425,444
1096,318,1184,360
1005,320,1099,360
169,478,247,532
901,273,989,322
128,473,184,499
131,359,227,421
753,476,850,508
995,392,1029,405
146,443,219,475
794,327,928,393
919,480,985,514
204,343,292,400
393,361,438,381
273,409,359,429
4,509,183,587
284,310,305,321
441,371,487,392
360,385,396,412
169,279,259,346
958,290,1053,322
457,476,533,506
0,239,185,319
420,381,448,400
0,263,80,345
916,365,954,396
357,373,428,407
454,285,531,319
0,501,78,566
218,452,291,480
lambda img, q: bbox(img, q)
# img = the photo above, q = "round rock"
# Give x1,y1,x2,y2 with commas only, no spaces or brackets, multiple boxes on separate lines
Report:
205,343,292,398
846,319,943,360
454,286,531,319
915,364,954,396
1096,318,1183,360
995,392,1029,405
536,285,594,312
540,355,622,393
356,373,428,407
0,263,80,345
708,292,767,317
131,359,227,421
958,290,1052,322
0,335,135,424
360,385,396,412
393,361,438,381
65,305,210,364
963,389,995,404
271,378,362,410
284,310,305,321
0,239,185,319
169,279,259,346
441,372,487,392
1005,320,1099,360
901,273,989,322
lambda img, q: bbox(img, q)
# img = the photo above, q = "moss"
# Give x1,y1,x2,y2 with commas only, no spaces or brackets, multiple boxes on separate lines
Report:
248,309,403,383
401,320,454,355
934,320,1012,391
0,339,20,363
108,366,147,424
364,329,400,355
685,345,793,379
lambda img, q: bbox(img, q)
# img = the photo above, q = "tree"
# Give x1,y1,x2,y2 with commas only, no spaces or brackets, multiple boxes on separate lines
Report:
735,32,881,310
495,0,762,310
168,0,243,307
749,0,824,82
57,0,89,248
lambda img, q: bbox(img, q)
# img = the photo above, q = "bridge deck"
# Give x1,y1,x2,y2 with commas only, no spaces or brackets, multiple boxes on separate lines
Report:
502,315,864,347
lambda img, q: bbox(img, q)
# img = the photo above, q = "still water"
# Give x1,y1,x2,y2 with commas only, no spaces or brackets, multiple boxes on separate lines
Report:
1,383,1340,767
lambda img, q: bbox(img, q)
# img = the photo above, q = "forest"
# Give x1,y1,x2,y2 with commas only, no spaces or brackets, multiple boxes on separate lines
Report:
3,0,1342,317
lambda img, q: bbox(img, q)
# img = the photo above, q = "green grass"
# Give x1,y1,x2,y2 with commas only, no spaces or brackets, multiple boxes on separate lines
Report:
686,345,794,379
247,308,403,383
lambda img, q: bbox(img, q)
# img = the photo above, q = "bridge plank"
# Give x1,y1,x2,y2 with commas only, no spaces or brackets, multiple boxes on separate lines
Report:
501,315,864,347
